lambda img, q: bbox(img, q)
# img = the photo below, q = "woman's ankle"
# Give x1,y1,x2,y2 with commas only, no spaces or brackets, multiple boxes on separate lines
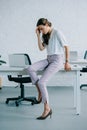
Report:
44,103,50,111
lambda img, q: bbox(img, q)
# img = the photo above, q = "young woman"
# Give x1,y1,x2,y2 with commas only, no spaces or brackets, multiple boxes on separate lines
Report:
27,18,71,120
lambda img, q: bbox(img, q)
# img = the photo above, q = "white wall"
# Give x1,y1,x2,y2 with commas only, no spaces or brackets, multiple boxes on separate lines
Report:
0,0,87,64
0,0,87,87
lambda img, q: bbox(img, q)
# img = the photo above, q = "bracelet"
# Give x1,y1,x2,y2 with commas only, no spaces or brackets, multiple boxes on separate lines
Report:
65,60,68,62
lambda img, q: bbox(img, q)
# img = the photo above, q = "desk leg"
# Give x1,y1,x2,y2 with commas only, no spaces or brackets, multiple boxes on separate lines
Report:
74,72,76,108
76,71,81,115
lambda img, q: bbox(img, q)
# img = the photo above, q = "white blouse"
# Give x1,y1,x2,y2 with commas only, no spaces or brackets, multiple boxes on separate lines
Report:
46,29,68,55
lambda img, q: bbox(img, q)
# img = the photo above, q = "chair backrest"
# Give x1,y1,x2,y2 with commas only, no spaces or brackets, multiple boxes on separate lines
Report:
9,53,31,67
84,50,87,59
23,54,31,65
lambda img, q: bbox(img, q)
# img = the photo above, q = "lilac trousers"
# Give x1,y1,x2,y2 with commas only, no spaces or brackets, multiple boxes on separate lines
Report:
27,54,64,104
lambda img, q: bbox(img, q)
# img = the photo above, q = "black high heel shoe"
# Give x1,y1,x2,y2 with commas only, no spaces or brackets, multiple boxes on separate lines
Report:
36,109,52,120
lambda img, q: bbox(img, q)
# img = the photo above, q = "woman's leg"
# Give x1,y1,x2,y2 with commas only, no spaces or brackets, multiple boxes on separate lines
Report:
27,59,48,101
36,83,42,102
37,55,63,119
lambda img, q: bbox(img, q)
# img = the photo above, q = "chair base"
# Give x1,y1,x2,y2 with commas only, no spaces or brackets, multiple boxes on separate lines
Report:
6,96,38,106
6,75,38,106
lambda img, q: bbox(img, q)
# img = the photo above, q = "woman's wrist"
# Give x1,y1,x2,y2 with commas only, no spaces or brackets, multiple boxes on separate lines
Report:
65,59,69,63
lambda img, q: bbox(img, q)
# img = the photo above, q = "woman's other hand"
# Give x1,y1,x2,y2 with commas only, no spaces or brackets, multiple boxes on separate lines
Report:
64,62,71,71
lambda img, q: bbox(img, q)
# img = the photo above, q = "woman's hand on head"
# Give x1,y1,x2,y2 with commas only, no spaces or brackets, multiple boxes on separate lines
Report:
36,27,41,37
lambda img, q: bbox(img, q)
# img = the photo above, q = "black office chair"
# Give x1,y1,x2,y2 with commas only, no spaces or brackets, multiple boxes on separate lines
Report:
80,50,87,89
6,53,38,106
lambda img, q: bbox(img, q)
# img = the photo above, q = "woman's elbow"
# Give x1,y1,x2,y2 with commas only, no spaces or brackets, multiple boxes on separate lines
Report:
39,47,45,51
64,45,69,50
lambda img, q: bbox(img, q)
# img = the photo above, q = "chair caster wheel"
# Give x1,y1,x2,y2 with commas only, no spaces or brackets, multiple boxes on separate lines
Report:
15,102,19,107
31,102,34,105
6,100,9,104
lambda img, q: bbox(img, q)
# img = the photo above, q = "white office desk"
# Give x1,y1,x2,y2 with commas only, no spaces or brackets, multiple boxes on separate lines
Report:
70,59,87,67
0,65,81,115
0,66,26,75
70,59,87,85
